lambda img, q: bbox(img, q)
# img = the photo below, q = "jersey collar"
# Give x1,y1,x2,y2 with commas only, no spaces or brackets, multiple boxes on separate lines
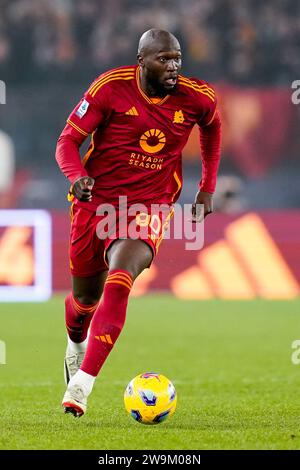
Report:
136,67,170,106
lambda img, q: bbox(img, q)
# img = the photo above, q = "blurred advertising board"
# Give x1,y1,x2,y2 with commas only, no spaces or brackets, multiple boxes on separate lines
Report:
52,211,299,300
0,210,52,301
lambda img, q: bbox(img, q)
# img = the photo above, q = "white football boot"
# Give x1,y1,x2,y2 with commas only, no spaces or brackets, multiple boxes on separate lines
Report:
64,348,86,385
62,383,88,418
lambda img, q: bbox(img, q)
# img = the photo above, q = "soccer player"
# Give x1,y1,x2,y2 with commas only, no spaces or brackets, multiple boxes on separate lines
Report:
56,29,221,417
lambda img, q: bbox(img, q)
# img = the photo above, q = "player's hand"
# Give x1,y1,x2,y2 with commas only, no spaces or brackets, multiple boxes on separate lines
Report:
190,191,213,223
72,176,95,202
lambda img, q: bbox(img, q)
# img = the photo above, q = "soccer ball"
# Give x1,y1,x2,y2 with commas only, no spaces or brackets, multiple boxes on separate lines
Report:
124,372,177,425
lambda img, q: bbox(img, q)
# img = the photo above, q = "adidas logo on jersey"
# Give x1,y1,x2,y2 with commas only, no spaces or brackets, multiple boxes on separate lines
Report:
125,106,139,116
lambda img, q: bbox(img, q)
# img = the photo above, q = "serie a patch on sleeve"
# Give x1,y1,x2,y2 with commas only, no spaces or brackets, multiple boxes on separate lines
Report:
75,99,89,118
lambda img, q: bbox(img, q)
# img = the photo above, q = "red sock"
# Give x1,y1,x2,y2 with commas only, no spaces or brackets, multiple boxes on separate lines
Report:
65,293,98,343
80,269,133,376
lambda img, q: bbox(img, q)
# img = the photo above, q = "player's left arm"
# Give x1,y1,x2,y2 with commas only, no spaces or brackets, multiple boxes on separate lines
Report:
191,88,222,222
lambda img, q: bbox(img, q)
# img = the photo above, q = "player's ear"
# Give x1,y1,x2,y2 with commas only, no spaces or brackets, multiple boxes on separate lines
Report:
137,54,144,67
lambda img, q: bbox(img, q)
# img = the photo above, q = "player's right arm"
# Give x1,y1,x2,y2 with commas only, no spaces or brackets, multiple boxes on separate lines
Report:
55,77,111,201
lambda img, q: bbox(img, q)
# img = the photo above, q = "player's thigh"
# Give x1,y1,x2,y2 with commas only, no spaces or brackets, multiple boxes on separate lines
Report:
70,205,108,280
106,239,153,280
72,271,108,305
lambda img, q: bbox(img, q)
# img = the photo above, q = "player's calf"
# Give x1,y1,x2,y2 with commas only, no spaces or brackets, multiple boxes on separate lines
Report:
62,269,134,416
64,293,99,383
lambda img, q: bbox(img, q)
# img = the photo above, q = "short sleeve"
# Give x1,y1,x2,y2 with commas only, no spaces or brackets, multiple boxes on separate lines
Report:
67,78,112,136
194,80,217,127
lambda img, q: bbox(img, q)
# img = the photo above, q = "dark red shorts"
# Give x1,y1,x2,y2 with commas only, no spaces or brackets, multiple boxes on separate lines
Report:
69,203,173,277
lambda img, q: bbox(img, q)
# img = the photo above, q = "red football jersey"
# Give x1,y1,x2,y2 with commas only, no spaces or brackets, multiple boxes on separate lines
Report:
61,65,219,208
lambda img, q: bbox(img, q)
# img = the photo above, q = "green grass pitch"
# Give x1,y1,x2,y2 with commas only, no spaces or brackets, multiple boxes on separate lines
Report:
0,295,299,450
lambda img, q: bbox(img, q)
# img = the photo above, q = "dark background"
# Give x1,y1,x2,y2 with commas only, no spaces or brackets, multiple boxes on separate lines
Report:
0,0,299,210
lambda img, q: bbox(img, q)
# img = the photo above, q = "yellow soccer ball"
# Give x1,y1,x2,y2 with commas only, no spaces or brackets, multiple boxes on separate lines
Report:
124,372,177,425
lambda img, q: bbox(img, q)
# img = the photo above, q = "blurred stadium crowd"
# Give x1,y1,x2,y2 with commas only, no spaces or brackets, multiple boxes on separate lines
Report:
0,0,299,210
0,0,300,85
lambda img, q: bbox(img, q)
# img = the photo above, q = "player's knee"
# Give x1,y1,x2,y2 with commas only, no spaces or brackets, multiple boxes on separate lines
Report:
109,259,150,280
107,239,153,279
127,261,150,280
73,294,99,306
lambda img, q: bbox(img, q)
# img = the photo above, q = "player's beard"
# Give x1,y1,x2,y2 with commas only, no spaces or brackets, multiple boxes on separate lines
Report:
147,74,178,97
